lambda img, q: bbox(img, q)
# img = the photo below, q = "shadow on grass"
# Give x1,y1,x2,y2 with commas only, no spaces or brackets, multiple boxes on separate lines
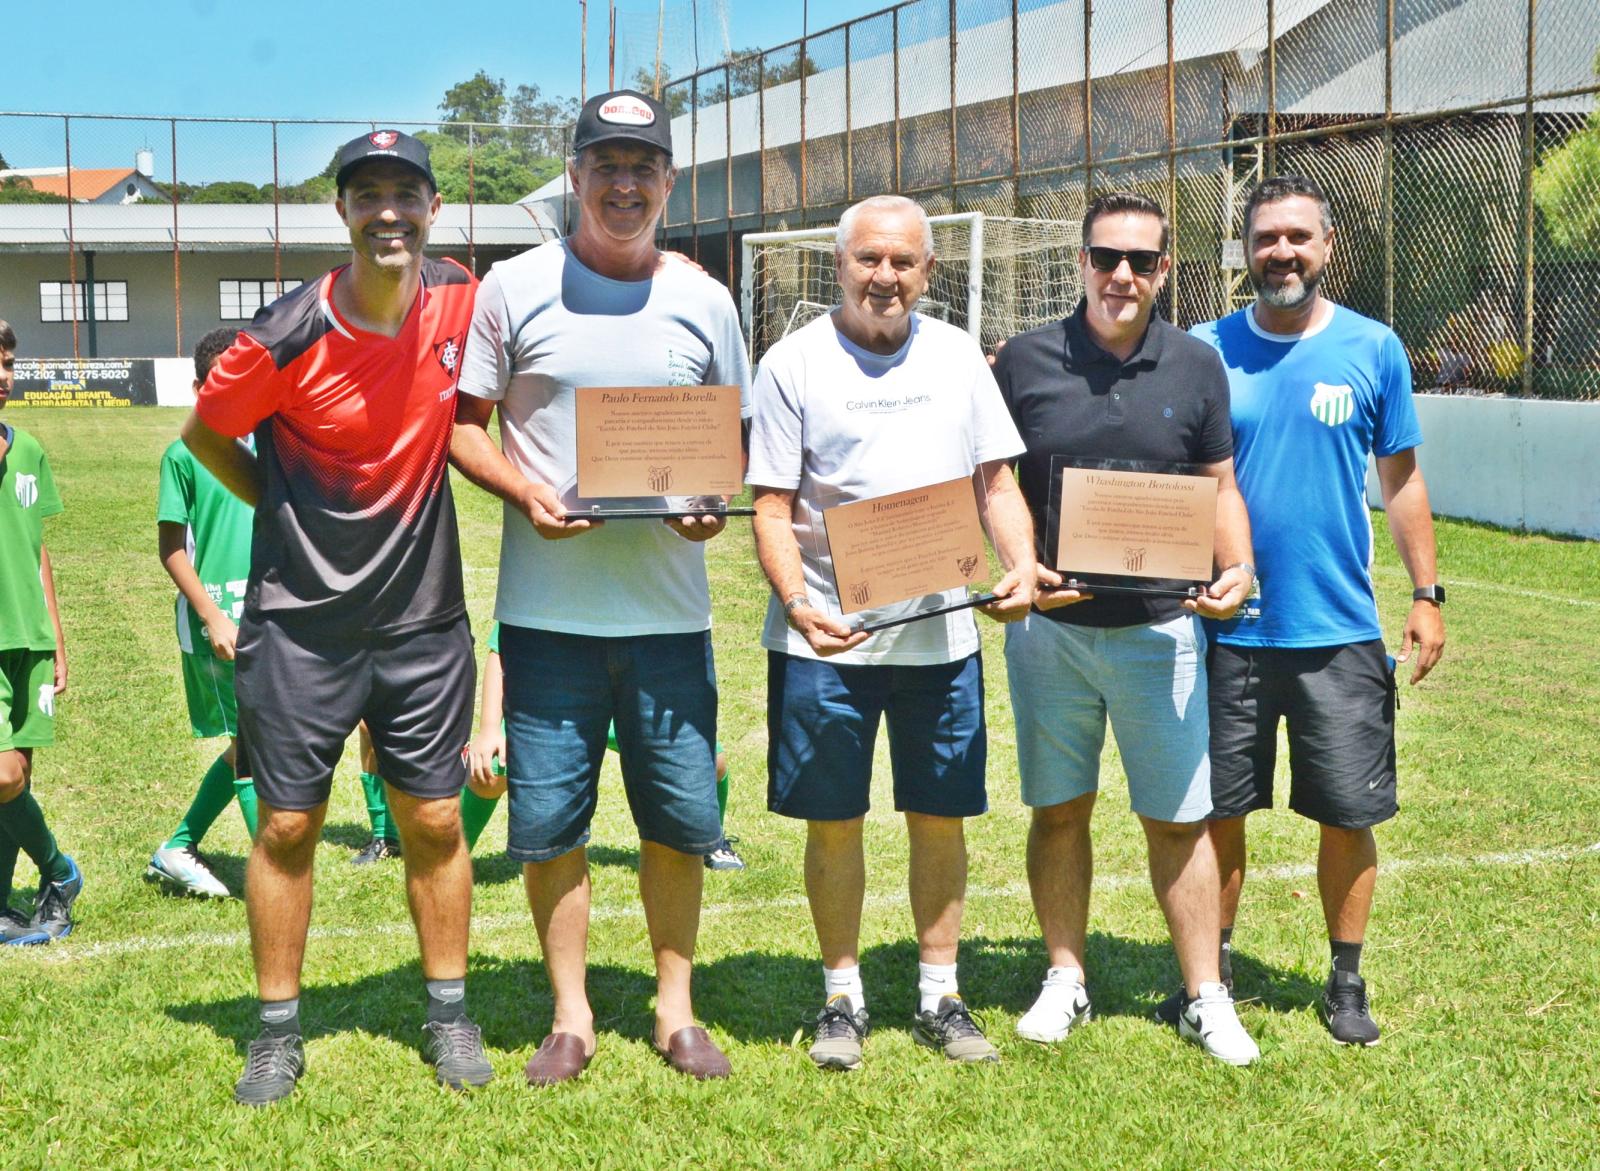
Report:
467,843,640,887
321,820,379,852
165,933,1321,1058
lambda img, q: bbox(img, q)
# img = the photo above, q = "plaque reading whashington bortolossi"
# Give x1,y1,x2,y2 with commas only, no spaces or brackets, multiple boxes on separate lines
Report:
1052,458,1216,599
573,385,752,518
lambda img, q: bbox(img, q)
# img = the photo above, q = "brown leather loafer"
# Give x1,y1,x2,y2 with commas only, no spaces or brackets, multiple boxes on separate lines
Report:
656,1026,731,1080
523,1032,593,1087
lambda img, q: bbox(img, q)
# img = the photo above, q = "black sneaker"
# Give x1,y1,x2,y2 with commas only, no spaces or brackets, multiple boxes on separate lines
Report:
31,855,82,940
422,1016,495,1089
808,994,870,1071
234,1029,306,1106
1323,970,1381,1046
703,837,746,872
912,995,999,1063
351,837,402,865
0,907,48,946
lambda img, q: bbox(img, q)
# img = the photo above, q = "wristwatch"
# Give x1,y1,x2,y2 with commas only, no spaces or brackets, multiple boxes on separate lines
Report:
1412,584,1446,604
782,594,810,624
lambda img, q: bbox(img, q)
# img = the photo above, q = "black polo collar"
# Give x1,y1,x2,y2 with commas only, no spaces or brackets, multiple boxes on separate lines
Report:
1062,298,1166,370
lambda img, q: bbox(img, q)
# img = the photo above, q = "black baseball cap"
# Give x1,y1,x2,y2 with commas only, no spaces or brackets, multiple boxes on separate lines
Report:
571,89,673,157
335,129,436,191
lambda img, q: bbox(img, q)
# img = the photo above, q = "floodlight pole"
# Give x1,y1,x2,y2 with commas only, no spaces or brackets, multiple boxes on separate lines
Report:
580,1,588,102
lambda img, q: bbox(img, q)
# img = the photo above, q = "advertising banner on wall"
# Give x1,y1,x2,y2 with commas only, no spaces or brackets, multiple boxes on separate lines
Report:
7,359,159,407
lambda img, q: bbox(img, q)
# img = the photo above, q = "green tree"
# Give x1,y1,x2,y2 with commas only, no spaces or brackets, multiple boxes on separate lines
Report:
439,70,508,140
0,176,68,204
1532,122,1600,256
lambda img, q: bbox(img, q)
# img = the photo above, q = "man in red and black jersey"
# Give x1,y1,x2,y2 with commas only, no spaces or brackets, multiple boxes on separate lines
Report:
181,130,492,1105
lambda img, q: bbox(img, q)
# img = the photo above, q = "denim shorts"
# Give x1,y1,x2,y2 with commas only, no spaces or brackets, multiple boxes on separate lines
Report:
766,650,988,821
498,625,722,862
1004,612,1211,823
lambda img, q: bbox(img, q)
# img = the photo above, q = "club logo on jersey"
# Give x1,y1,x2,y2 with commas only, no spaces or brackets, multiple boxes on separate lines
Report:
369,130,401,149
599,97,655,126
37,684,54,718
1310,382,1355,427
13,472,37,509
1122,547,1147,573
433,332,464,375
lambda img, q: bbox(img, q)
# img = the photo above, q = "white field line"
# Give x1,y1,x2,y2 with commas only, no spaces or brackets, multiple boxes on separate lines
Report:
1371,565,1600,609
21,839,1599,967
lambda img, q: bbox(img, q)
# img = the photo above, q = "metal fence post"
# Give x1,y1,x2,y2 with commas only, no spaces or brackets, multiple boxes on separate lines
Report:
467,124,477,276
1520,0,1538,397
1383,0,1396,327
1083,0,1094,199
63,116,79,360
172,119,184,356
1166,0,1179,321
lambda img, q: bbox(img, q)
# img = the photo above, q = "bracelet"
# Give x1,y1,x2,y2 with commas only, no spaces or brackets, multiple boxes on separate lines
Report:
782,594,809,619
1224,560,1256,582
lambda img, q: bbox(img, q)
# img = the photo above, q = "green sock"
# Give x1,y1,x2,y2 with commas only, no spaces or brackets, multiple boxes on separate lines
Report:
233,775,259,839
460,787,501,851
0,783,71,884
0,828,18,907
165,752,239,850
716,763,730,825
360,772,394,841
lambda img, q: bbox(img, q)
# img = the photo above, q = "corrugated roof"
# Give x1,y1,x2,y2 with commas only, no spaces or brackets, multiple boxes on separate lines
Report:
2,168,136,201
0,202,560,251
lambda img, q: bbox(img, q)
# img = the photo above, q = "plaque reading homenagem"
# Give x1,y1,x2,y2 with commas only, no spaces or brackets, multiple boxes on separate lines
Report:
1056,466,1217,582
575,385,743,499
823,477,988,615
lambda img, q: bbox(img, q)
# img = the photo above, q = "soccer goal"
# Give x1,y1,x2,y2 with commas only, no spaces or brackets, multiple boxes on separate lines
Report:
739,212,1082,363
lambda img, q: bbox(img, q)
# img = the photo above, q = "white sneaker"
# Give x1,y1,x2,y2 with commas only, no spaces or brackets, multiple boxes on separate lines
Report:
1016,970,1092,1043
146,844,230,899
1178,982,1259,1066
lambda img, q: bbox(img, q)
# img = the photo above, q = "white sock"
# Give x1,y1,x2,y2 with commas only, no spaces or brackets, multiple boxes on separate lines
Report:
823,964,865,1010
1030,966,1086,1013
918,961,959,1013
1042,965,1084,989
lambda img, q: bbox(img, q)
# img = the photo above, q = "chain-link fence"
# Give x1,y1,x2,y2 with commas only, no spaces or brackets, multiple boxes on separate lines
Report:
0,114,568,360
661,0,1600,400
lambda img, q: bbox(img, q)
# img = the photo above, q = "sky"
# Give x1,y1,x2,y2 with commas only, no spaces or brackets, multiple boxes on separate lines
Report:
0,0,887,184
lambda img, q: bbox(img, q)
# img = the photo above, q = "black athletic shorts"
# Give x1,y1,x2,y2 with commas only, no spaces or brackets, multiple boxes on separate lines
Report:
1207,639,1398,829
235,614,474,811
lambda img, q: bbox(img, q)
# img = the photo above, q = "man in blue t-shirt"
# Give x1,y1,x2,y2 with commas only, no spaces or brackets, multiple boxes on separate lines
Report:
1180,175,1446,1046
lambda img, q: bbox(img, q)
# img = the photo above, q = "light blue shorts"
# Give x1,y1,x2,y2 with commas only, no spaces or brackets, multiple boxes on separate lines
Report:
1003,612,1211,823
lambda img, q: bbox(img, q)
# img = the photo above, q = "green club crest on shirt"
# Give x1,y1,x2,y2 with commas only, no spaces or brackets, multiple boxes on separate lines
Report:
1310,382,1355,427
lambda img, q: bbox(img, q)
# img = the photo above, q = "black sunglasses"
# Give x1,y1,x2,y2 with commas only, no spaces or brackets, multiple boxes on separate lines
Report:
1085,246,1164,276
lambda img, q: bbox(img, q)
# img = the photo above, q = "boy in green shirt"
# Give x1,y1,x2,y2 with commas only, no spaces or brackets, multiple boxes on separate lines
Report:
0,319,82,944
147,328,262,898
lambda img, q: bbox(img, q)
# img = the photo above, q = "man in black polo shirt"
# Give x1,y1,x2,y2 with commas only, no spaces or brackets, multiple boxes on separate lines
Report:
991,191,1259,1064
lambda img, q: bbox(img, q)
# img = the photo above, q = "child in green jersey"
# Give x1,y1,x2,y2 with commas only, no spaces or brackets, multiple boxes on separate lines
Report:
0,319,82,944
147,328,262,898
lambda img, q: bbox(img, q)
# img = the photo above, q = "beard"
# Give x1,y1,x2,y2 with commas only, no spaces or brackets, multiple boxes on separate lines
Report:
1250,261,1324,309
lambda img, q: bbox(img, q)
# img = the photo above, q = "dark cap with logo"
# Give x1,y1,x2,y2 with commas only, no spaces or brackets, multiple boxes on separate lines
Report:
335,129,437,191
571,89,673,157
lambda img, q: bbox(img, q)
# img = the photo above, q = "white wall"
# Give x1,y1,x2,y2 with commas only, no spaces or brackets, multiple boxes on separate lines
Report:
1365,394,1600,539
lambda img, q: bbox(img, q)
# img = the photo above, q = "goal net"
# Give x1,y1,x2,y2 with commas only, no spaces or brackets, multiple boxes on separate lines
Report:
739,213,1082,364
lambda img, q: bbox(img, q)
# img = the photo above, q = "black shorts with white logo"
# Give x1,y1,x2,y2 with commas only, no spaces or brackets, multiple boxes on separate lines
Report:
235,614,474,811
1207,639,1398,829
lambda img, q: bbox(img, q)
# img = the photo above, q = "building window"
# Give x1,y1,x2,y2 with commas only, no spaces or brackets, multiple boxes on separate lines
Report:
39,280,129,323
219,278,303,321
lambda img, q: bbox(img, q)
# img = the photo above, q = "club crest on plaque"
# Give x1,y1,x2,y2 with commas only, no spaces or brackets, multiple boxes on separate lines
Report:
849,581,873,607
956,555,980,579
648,465,674,493
1122,547,1147,573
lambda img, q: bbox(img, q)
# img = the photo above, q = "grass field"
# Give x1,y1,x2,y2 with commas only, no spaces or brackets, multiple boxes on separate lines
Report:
1,405,1597,1170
